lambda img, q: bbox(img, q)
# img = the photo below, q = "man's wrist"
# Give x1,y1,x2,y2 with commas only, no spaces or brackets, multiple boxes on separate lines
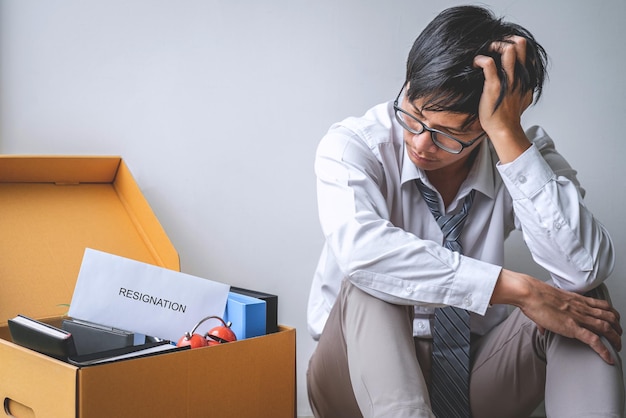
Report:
490,269,533,307
488,127,531,164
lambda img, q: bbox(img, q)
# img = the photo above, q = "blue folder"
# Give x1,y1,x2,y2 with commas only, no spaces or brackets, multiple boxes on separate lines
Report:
223,292,266,340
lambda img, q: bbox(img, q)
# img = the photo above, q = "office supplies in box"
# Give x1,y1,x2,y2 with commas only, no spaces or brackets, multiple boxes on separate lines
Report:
0,155,296,418
61,318,135,356
67,340,187,366
231,286,279,333
9,315,186,366
224,291,266,340
8,315,77,360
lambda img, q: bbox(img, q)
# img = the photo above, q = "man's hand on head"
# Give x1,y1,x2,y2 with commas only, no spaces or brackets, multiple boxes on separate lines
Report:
473,35,534,164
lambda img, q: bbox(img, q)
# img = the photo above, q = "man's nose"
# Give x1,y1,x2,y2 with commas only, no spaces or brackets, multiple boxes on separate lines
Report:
411,131,437,152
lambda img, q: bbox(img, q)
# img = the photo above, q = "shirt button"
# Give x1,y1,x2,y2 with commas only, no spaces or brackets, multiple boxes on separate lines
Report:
417,321,425,329
518,175,527,184
463,295,472,307
406,286,413,293
553,221,562,230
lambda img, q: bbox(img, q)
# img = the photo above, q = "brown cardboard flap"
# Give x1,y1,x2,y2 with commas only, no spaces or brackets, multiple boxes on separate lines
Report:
0,155,120,184
0,156,180,325
113,160,179,269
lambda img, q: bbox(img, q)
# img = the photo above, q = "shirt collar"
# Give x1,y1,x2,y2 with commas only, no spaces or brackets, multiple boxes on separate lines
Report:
400,140,497,200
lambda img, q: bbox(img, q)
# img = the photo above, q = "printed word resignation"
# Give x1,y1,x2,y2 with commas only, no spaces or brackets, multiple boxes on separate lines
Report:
119,288,187,313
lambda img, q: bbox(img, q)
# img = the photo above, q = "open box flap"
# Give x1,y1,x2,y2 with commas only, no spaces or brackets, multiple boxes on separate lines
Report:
0,155,180,325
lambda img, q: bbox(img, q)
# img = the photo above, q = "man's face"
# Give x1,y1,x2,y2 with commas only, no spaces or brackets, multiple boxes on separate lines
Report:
400,95,485,173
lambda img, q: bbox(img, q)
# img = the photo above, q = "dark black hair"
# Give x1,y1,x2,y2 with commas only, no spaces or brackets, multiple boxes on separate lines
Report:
405,5,548,125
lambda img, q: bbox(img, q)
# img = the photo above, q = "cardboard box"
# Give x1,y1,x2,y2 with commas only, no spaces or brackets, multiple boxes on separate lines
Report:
0,156,296,418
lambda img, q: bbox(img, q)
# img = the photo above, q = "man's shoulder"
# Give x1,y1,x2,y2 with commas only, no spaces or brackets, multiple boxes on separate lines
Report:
329,101,400,149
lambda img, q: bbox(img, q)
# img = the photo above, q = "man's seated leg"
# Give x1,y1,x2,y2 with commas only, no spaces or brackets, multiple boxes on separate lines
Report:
470,308,547,418
543,284,624,418
307,279,433,418
469,284,624,418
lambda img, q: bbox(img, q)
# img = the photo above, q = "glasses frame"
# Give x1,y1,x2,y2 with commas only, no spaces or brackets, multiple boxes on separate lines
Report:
393,85,485,154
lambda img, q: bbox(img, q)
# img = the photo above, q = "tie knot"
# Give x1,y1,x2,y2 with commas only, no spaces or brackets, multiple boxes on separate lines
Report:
416,180,475,254
415,180,442,217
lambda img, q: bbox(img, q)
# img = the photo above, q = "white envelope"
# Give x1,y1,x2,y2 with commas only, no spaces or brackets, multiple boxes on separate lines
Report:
68,248,230,342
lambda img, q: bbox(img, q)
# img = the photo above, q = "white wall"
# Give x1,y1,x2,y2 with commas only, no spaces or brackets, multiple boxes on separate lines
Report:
1,1,624,416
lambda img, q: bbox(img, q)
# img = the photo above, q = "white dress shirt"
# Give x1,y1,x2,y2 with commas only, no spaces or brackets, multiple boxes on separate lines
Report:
307,100,614,340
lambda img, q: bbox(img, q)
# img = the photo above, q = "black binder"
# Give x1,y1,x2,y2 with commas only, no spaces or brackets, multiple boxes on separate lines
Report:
61,318,135,355
8,315,77,360
67,340,187,366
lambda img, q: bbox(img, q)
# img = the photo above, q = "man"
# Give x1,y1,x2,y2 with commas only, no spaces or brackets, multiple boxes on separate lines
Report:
306,5,624,418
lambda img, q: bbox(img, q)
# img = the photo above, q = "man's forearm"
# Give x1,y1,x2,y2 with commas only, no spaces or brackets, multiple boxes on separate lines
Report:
489,268,622,365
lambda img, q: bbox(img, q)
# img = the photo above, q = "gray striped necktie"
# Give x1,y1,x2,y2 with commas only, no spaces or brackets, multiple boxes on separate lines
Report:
416,180,475,418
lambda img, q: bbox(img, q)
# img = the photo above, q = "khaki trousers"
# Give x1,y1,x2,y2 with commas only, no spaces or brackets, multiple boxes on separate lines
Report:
307,280,624,418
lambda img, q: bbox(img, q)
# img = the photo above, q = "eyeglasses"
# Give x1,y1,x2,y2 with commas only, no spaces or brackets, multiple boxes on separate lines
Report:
393,85,485,154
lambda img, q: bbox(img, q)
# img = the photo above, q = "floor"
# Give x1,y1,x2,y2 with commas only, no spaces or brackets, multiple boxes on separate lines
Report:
531,401,547,417
299,403,547,418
